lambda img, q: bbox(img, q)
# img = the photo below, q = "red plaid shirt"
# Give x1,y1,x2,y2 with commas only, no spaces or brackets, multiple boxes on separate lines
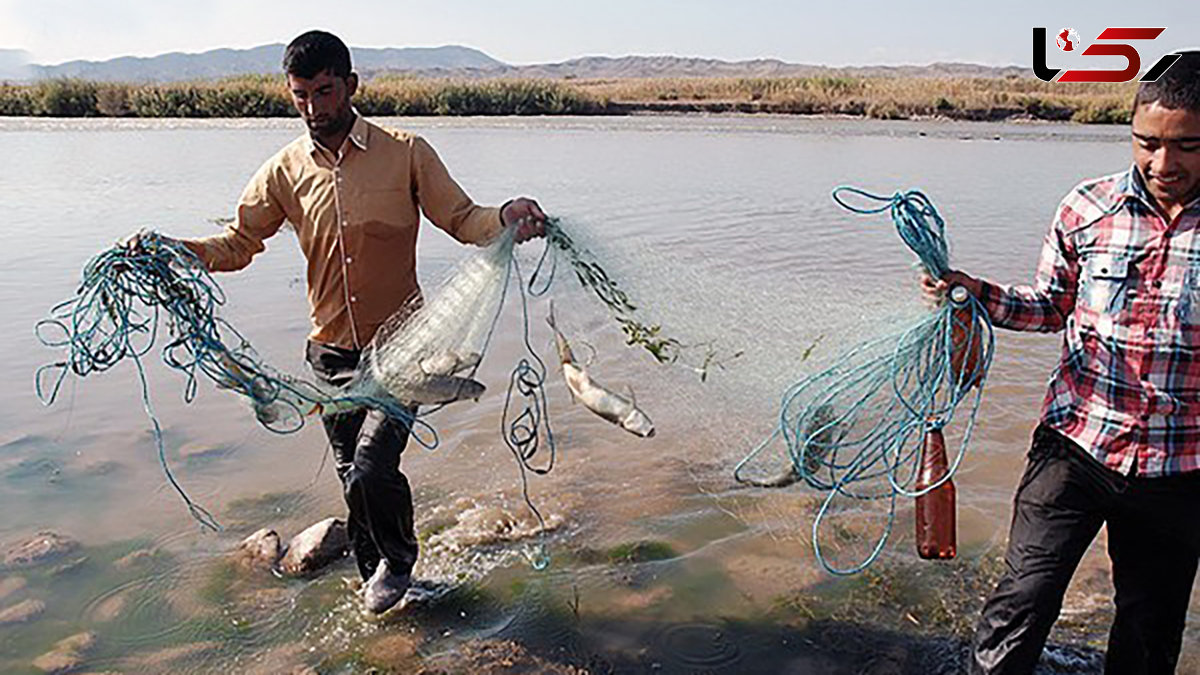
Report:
981,166,1200,477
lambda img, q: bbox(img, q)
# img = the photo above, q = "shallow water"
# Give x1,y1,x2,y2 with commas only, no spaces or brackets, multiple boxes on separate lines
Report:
0,115,1190,673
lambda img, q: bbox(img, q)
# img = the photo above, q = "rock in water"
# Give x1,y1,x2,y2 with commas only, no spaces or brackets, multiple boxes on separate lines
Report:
279,518,348,576
0,576,27,602
113,548,158,570
32,631,95,674
232,528,283,571
4,531,79,568
0,598,46,625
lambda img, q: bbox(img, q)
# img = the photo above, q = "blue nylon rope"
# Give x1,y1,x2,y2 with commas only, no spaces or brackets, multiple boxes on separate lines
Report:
735,187,995,575
35,233,424,530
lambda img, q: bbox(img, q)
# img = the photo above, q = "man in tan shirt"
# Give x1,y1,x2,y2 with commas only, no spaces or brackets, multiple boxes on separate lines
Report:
167,30,546,614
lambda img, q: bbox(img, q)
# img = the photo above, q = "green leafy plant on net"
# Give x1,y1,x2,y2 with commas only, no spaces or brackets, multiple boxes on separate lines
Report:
539,217,742,381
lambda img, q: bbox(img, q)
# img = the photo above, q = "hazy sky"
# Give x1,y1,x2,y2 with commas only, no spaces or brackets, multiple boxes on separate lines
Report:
1,0,1196,67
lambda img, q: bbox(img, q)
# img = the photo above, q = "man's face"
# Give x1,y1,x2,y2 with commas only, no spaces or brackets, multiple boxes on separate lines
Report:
287,69,357,138
1132,101,1200,211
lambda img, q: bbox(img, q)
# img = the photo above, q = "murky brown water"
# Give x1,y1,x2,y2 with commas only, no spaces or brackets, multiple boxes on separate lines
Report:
1,115,1192,673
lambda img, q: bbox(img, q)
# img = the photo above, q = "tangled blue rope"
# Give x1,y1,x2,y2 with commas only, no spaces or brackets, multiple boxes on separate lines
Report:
35,233,423,530
735,187,994,575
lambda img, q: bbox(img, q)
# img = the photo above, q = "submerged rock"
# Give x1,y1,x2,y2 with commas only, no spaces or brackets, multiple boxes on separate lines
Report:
363,631,420,667
113,548,159,570
0,598,46,624
232,640,313,675
119,641,220,672
3,531,80,568
33,631,96,674
79,459,124,476
279,518,348,576
48,556,89,577
90,591,128,623
416,639,586,675
232,528,283,571
0,576,27,601
176,442,232,462
427,503,563,553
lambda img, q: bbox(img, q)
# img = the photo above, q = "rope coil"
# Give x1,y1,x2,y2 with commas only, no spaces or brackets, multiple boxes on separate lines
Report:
736,187,994,575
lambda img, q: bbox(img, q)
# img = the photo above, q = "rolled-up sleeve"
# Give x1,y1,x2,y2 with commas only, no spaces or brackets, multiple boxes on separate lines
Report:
410,136,502,246
184,159,287,272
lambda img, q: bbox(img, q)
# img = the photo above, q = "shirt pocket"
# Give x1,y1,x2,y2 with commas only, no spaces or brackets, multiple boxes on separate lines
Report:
1176,265,1200,326
1080,253,1131,315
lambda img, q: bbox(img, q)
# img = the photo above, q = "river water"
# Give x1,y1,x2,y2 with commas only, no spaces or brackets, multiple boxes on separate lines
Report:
0,115,1189,673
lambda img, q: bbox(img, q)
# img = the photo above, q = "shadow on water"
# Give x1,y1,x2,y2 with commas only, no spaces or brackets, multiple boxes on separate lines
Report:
416,585,1105,675
400,547,1106,675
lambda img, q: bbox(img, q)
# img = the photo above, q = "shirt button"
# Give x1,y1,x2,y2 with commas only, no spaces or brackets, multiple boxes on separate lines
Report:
350,295,358,303
1153,280,1162,289
1140,413,1150,421
345,256,352,264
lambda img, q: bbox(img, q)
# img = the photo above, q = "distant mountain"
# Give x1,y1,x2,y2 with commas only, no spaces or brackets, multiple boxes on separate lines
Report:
0,49,33,81
16,44,1029,82
490,56,1028,79
29,44,504,82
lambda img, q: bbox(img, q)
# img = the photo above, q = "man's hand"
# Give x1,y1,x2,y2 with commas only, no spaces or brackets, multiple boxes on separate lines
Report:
501,197,547,243
919,268,983,309
119,229,183,252
120,229,153,251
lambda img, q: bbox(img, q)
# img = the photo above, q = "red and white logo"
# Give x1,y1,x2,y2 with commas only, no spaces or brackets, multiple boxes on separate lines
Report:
1056,28,1081,52
1033,27,1181,82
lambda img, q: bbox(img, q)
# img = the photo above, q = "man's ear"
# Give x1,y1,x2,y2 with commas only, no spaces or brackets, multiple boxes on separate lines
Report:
346,72,359,98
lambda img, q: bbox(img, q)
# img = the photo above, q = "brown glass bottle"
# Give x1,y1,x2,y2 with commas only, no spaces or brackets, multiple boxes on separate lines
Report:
949,286,984,390
915,427,956,560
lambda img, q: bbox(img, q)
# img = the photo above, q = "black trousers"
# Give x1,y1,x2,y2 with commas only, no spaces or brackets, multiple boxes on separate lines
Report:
972,424,1200,674
306,340,419,581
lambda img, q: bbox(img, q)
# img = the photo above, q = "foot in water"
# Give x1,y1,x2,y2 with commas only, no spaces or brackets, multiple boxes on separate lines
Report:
362,560,411,614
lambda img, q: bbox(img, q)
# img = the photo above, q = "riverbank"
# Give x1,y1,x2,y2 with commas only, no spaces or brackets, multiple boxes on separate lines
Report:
0,75,1136,123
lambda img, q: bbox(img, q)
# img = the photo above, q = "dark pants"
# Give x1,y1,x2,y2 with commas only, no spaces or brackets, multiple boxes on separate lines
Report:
972,424,1200,674
306,340,419,581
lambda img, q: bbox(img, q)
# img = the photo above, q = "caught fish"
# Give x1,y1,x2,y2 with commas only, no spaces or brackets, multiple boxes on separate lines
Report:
399,374,486,406
546,302,655,438
745,404,838,488
419,350,482,377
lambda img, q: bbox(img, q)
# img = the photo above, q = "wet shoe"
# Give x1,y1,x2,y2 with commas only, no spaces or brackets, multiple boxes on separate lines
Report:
362,560,411,614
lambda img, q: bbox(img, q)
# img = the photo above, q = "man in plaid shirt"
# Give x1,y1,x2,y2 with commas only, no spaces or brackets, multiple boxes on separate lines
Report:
925,53,1200,673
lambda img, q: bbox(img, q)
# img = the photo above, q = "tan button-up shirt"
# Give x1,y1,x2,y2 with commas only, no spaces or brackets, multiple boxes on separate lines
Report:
184,114,503,350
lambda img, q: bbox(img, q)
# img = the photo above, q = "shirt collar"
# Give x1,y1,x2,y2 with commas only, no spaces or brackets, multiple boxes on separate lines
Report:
347,111,369,151
1118,163,1200,215
1115,164,1146,203
304,109,369,158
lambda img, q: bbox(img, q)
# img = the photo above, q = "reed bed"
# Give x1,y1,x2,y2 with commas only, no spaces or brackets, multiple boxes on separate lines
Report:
0,75,1138,123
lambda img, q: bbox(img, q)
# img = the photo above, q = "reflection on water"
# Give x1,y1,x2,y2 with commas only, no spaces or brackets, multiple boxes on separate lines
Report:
0,115,1169,672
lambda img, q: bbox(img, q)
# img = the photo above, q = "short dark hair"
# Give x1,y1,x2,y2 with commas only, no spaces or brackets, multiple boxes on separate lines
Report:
1134,51,1200,113
283,30,352,79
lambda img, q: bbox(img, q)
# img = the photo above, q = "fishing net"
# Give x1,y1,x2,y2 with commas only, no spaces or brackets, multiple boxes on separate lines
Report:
36,218,709,561
735,187,994,575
